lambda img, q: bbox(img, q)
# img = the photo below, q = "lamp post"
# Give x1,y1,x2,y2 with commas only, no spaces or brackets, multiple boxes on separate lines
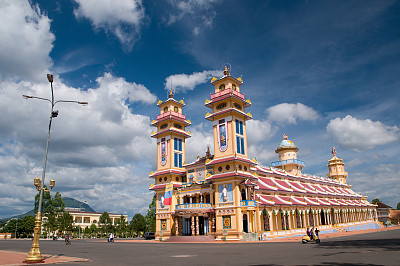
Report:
24,74,88,263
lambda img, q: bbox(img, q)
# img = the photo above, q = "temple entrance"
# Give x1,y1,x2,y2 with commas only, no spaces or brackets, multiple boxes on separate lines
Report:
243,214,248,233
182,217,192,236
320,210,326,225
199,216,204,235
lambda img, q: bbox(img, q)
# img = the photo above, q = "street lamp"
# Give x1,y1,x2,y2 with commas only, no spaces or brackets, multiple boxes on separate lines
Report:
24,74,88,263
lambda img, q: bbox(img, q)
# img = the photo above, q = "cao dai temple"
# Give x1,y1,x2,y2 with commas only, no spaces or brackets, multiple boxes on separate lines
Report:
149,66,378,241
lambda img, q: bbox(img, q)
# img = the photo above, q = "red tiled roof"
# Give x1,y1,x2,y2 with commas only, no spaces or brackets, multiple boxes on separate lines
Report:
256,194,275,206
149,183,182,191
274,195,292,205
287,181,306,193
291,196,307,206
304,197,320,206
273,179,293,192
257,177,278,191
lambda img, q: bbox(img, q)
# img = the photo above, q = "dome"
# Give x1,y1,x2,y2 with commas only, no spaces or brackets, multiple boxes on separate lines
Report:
275,134,298,153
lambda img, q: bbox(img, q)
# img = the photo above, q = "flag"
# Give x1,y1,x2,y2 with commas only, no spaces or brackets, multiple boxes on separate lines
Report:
164,183,173,206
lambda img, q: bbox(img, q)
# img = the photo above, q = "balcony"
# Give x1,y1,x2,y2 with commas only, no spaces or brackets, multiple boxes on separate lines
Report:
271,159,305,167
210,88,245,101
156,111,186,121
240,200,256,207
176,203,212,210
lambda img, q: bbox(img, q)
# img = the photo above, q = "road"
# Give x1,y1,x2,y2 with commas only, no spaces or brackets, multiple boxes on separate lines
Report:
1,229,399,265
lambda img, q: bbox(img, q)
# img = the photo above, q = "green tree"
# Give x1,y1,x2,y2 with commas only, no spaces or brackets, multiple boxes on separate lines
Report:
89,223,98,237
57,211,73,234
99,212,113,235
145,195,156,232
19,216,35,238
372,198,380,204
2,219,18,237
130,214,146,237
115,215,128,237
397,202,400,210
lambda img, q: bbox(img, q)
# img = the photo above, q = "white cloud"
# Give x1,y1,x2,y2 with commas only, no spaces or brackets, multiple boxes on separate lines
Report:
164,0,220,35
327,115,399,151
73,0,145,51
185,123,214,163
0,0,54,82
266,103,319,125
164,70,222,92
246,119,276,145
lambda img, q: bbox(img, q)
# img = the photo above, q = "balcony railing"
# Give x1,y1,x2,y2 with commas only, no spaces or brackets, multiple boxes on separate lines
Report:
271,159,305,167
210,88,245,101
156,111,186,121
176,203,212,210
240,200,256,206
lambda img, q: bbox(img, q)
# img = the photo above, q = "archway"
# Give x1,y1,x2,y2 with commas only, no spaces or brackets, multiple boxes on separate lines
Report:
262,209,270,231
296,209,302,228
241,189,246,201
243,214,248,233
308,210,314,226
320,209,326,225
330,208,335,225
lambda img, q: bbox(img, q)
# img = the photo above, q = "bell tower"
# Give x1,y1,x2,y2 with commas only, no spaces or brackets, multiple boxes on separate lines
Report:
149,91,191,239
205,66,252,160
327,146,348,184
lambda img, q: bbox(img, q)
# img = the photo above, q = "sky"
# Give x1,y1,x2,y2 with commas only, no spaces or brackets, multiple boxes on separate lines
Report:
0,0,399,219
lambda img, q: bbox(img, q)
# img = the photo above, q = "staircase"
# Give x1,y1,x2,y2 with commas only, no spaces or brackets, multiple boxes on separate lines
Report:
165,235,216,242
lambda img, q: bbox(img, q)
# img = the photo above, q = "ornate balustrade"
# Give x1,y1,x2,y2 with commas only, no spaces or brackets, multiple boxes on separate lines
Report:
240,200,256,206
271,159,305,167
176,203,212,210
156,111,186,121
210,88,245,101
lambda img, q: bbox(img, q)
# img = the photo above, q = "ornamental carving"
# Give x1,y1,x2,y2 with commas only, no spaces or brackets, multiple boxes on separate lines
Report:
217,209,235,215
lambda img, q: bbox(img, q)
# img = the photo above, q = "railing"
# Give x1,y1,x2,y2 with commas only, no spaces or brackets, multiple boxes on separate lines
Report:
157,207,170,212
240,200,256,206
210,88,245,101
156,111,186,121
271,159,305,167
218,202,234,207
175,203,212,209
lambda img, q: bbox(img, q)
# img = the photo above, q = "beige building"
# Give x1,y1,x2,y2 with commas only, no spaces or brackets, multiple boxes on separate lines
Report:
149,66,378,241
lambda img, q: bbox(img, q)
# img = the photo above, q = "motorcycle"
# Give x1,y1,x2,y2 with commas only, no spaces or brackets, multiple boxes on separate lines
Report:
302,231,320,244
65,237,71,245
108,237,114,242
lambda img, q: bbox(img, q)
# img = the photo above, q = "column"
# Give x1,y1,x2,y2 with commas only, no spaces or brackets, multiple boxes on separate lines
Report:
175,217,179,236
195,215,199,236
208,215,212,234
191,216,194,236
274,212,278,231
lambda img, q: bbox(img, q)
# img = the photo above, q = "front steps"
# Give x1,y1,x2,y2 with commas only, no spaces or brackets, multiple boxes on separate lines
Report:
165,235,216,242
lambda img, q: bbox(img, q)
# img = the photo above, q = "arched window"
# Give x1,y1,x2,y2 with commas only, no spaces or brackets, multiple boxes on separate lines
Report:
262,209,270,231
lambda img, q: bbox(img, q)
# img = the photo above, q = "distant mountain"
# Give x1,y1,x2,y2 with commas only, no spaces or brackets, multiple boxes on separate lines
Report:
62,197,96,212
1,197,95,222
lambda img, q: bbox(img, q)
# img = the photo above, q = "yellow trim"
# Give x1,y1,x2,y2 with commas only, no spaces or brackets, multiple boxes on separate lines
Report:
205,112,211,117
205,99,210,104
149,171,154,176
211,77,218,82
151,120,156,124
237,77,243,82
157,100,163,105
246,99,252,104
179,99,185,105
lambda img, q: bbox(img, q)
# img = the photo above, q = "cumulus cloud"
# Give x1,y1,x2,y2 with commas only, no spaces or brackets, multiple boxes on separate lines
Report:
164,70,222,93
73,0,145,51
164,70,222,92
0,0,54,82
164,0,221,35
246,119,276,145
185,123,214,163
327,115,399,151
266,103,319,125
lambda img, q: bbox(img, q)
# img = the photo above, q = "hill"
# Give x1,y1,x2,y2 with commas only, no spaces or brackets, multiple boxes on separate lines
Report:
1,198,95,222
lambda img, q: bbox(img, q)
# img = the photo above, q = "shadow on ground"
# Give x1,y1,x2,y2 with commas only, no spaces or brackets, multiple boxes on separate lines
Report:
317,238,400,251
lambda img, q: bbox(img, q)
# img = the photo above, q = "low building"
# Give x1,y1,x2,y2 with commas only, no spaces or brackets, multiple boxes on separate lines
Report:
66,209,127,229
376,202,392,225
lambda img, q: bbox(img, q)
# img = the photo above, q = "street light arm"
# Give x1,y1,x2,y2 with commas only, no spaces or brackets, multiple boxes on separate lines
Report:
23,95,51,104
54,100,88,106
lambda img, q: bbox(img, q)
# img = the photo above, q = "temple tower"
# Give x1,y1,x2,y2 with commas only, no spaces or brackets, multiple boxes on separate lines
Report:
272,134,305,176
149,91,191,238
327,146,348,184
205,66,257,239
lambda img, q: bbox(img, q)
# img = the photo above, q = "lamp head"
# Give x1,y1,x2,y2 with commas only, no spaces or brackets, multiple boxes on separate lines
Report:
49,179,55,189
47,74,53,83
34,177,41,189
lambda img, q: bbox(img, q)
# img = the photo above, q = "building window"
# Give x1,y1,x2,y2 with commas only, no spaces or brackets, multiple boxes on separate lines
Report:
236,136,245,155
174,138,182,151
174,153,182,168
219,84,225,91
164,107,168,113
235,119,243,135
174,106,178,112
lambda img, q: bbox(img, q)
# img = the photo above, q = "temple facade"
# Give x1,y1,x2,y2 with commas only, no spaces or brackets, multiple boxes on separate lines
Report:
149,66,377,240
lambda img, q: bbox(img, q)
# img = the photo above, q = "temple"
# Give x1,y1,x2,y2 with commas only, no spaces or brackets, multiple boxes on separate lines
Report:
149,66,377,241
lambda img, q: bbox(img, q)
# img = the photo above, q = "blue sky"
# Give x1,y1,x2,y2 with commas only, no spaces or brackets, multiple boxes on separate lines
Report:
0,0,399,219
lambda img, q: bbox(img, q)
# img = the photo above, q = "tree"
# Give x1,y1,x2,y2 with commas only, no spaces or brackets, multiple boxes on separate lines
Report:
89,223,98,237
99,212,113,235
19,216,35,238
115,215,128,237
145,195,156,232
397,202,400,210
57,211,73,234
372,198,380,204
130,214,146,237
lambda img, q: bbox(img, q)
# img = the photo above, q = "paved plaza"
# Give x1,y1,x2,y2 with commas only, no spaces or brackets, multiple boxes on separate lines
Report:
0,228,399,266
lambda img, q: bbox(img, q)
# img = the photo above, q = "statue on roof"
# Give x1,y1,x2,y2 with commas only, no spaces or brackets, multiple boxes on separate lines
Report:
283,133,288,140
169,90,174,98
223,65,230,76
332,146,336,156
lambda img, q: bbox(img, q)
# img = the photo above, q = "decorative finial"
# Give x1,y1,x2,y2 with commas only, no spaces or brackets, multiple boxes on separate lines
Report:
169,90,174,98
332,146,336,157
283,133,288,140
223,65,230,76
